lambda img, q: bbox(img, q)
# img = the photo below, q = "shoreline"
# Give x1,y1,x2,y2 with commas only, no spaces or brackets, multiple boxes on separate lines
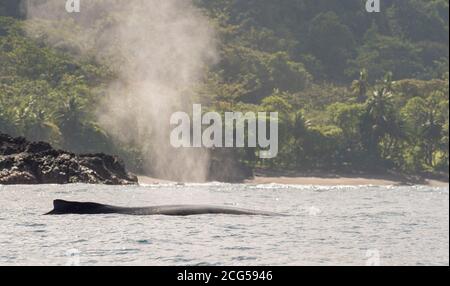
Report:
246,175,448,187
138,172,449,187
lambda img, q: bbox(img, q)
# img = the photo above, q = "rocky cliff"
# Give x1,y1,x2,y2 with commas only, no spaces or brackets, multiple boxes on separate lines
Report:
0,133,138,185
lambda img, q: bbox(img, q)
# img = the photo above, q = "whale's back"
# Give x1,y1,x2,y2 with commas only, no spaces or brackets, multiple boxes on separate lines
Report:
131,205,278,216
46,200,282,216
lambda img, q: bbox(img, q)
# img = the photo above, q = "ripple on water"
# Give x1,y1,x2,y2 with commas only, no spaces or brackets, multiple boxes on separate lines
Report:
136,240,153,245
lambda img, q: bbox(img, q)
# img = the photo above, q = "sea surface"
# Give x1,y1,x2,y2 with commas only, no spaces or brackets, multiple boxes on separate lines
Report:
0,183,448,266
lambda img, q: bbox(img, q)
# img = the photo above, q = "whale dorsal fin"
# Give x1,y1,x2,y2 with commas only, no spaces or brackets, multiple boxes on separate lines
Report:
47,200,107,215
53,199,70,209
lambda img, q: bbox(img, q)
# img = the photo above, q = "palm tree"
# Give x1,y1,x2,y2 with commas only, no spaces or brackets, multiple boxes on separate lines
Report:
351,69,368,103
360,72,401,162
54,97,86,151
292,110,312,168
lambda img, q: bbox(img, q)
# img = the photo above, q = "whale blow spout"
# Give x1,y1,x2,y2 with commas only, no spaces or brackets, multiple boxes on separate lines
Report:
45,200,283,216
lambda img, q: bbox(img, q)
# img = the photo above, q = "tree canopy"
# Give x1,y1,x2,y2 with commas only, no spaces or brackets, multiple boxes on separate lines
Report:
1,0,449,176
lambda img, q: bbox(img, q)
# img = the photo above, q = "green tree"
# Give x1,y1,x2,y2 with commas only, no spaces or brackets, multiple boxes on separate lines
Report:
307,11,355,81
360,73,403,164
402,91,449,170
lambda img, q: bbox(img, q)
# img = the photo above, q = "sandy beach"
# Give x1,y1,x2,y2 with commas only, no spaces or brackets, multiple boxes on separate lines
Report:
138,171,449,187
246,175,448,187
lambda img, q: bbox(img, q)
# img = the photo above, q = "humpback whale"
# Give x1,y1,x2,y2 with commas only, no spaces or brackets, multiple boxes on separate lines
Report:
45,200,282,216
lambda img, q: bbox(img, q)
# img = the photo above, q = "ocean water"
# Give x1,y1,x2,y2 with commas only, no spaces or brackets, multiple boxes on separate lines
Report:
0,183,448,266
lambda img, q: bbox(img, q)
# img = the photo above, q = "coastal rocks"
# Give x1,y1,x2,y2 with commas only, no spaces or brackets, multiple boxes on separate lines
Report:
0,133,138,185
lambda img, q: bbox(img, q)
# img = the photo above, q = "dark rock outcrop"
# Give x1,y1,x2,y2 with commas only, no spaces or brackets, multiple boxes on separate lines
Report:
0,133,138,185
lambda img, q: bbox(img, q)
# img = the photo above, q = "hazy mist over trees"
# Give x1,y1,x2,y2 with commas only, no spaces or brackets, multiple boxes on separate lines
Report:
1,0,449,176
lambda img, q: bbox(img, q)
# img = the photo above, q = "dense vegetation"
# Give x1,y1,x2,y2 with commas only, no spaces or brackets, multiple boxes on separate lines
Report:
1,0,449,176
